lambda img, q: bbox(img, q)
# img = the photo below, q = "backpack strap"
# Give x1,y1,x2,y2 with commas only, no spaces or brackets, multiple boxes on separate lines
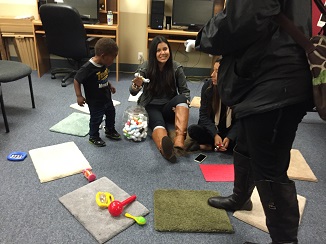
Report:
275,0,326,54
274,13,315,54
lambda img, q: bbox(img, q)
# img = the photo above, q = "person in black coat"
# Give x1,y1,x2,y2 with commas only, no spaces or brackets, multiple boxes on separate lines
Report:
187,57,237,153
194,0,313,243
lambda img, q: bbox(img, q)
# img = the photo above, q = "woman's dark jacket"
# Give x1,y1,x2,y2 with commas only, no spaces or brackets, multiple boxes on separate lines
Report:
129,61,190,107
199,79,237,142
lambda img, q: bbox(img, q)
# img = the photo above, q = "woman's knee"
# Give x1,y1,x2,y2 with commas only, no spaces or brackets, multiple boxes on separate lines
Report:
188,124,199,136
188,124,205,139
174,94,188,105
150,120,166,130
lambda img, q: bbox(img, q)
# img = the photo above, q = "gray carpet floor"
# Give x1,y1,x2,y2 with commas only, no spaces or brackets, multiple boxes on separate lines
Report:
1,71,326,244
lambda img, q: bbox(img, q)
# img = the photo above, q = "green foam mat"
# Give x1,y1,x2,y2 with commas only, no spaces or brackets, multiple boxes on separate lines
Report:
50,112,90,137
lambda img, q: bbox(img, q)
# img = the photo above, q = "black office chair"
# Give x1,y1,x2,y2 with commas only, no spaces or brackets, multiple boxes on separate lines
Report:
39,4,93,87
0,60,35,132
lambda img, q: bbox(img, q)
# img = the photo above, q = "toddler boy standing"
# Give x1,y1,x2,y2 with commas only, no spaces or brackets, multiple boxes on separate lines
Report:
74,38,121,147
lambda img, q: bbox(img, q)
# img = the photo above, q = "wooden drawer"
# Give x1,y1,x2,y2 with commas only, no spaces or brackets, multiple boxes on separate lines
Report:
0,17,34,34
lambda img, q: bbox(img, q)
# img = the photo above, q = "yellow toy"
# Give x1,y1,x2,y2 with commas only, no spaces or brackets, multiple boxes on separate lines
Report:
96,192,114,208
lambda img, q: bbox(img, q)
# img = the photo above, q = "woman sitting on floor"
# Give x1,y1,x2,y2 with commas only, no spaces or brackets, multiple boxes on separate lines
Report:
130,35,190,163
188,57,237,153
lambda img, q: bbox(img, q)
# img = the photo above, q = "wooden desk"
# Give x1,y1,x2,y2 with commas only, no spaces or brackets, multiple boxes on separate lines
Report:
33,20,120,80
147,27,198,44
0,17,37,69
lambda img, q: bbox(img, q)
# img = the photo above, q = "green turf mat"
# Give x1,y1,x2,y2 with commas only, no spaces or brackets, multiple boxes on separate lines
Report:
154,189,234,233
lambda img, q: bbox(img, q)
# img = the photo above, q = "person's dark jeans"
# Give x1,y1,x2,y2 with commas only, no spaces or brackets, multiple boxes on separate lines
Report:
89,101,115,139
236,102,307,183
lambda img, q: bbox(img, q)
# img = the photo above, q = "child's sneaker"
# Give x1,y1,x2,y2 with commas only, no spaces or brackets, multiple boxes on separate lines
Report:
105,128,121,140
89,137,106,147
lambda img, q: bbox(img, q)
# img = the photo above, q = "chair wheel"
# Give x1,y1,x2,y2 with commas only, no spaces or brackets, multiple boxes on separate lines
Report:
51,74,56,79
61,82,66,87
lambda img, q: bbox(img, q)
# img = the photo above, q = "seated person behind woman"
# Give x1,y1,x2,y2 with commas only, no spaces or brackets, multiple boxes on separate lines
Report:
130,35,191,163
188,57,237,152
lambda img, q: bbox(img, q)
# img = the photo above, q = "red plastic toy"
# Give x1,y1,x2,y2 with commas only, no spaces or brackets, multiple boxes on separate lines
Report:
108,195,137,217
82,168,96,182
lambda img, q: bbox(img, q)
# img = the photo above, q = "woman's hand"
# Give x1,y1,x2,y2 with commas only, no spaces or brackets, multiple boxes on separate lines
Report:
184,39,196,52
132,76,143,87
214,134,228,152
220,137,230,152
214,134,223,150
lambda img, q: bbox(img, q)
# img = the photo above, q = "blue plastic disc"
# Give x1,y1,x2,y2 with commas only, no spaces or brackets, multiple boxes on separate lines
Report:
7,151,27,161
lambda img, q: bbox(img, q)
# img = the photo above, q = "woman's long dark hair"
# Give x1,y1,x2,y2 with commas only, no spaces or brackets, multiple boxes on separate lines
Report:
206,58,222,116
206,82,220,117
146,36,176,96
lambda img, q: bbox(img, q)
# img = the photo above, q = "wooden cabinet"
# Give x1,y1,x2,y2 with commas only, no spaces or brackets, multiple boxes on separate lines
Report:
99,0,119,26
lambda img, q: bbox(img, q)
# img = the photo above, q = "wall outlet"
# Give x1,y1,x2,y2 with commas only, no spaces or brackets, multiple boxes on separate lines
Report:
137,52,143,61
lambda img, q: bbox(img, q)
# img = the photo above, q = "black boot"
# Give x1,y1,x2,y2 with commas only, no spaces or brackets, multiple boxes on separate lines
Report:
255,180,299,244
208,149,255,211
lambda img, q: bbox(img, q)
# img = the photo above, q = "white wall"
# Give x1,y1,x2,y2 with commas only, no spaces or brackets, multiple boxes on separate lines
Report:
118,0,148,64
121,0,147,14
0,0,34,4
0,0,38,18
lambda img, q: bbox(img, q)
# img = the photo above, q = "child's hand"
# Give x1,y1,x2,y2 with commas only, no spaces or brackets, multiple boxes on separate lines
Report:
77,95,86,106
110,86,116,94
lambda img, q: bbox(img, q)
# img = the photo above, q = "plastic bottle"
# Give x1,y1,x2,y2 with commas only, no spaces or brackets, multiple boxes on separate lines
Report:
107,11,113,25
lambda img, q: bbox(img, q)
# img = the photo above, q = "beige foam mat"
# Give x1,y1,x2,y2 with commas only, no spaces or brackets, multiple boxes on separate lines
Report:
190,96,201,108
29,141,91,183
233,187,306,233
288,149,318,182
